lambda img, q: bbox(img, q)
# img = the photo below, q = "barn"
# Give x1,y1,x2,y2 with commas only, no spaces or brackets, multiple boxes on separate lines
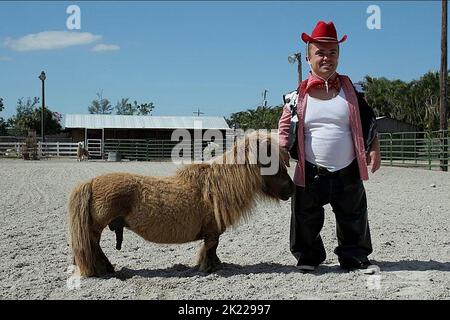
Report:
376,116,419,133
63,114,231,160
353,84,420,134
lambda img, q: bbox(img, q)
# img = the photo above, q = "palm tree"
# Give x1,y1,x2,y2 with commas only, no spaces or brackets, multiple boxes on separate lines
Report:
88,91,112,114
115,98,135,115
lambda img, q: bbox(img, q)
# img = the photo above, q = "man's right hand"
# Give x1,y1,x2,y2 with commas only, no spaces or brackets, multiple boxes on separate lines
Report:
279,147,290,167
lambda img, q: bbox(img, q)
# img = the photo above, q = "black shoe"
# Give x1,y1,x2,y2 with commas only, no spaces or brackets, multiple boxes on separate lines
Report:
296,264,316,272
296,259,321,272
339,257,378,274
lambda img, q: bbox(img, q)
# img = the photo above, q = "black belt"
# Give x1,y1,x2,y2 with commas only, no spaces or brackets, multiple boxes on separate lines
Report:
306,160,357,178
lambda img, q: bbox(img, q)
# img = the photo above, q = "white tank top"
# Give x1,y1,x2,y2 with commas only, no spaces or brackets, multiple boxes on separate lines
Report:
304,89,355,172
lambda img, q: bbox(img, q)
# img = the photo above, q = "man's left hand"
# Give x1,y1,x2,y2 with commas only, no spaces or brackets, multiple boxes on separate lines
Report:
366,150,381,173
366,136,381,173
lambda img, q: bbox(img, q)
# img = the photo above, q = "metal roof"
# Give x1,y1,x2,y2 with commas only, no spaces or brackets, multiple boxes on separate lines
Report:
63,114,230,130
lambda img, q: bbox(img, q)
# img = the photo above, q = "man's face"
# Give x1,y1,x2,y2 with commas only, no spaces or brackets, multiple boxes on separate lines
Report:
307,42,339,78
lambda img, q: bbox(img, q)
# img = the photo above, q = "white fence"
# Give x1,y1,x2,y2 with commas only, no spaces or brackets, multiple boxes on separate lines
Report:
0,142,79,157
0,131,277,159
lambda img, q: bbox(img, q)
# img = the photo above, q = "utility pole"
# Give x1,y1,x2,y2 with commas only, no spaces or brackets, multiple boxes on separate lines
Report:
262,90,268,107
440,0,448,171
193,108,204,116
288,52,302,86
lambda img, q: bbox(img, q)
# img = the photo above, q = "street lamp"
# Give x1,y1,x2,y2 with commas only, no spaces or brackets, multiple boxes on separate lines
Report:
38,71,46,143
288,52,302,85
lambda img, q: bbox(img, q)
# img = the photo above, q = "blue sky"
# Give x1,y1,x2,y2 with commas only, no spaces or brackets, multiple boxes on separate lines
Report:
0,1,447,120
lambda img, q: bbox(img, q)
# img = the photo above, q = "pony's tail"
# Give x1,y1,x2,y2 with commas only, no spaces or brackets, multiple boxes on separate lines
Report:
68,180,95,276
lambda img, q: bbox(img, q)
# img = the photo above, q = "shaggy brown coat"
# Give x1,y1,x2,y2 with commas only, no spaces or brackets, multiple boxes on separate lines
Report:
68,132,294,276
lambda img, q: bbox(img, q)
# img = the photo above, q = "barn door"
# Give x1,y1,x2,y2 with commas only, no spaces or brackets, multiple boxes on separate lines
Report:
87,139,102,157
85,128,103,159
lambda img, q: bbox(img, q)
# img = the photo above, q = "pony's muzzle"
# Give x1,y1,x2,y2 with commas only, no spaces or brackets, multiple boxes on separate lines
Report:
279,180,295,200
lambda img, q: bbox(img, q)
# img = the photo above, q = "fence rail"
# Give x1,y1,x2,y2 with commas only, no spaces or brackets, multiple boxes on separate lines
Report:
0,139,233,160
379,130,449,169
0,142,79,157
1,131,448,171
103,138,231,161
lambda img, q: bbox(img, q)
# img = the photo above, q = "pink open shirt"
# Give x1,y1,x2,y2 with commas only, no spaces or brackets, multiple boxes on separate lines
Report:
278,74,369,186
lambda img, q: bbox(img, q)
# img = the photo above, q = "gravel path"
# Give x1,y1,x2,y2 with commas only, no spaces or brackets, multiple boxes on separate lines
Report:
0,158,449,300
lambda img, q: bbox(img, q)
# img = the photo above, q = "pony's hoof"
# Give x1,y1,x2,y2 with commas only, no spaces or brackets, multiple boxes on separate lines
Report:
198,262,222,273
106,263,115,274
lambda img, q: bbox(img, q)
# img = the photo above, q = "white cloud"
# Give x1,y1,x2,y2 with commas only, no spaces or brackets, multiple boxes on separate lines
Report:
3,31,102,52
0,56,12,61
91,44,120,52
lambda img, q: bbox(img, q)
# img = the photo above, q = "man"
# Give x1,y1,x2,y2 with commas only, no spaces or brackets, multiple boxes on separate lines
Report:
278,21,381,272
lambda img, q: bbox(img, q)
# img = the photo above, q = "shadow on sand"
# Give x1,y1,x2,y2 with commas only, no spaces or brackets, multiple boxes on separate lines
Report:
111,259,450,280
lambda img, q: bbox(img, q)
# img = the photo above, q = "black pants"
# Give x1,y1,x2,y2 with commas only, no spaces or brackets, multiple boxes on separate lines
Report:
290,160,373,267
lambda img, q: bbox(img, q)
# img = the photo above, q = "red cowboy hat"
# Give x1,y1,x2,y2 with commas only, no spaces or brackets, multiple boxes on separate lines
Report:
301,21,347,43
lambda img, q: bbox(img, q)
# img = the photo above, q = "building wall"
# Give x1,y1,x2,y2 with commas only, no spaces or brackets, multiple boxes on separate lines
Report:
377,118,419,133
68,128,229,141
105,129,174,140
70,129,85,142
104,128,228,141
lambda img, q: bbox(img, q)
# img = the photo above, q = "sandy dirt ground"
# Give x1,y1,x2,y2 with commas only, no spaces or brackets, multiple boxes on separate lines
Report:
0,158,449,300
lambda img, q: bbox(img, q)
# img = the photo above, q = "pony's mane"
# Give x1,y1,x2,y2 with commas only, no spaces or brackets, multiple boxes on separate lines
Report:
214,131,277,166
176,131,278,231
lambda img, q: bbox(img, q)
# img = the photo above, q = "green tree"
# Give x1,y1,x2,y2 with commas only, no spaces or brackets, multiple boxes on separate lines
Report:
114,98,155,116
0,97,7,135
115,98,135,115
409,72,441,131
136,101,154,116
7,97,62,136
9,97,40,134
362,71,450,131
88,91,113,114
226,105,283,130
